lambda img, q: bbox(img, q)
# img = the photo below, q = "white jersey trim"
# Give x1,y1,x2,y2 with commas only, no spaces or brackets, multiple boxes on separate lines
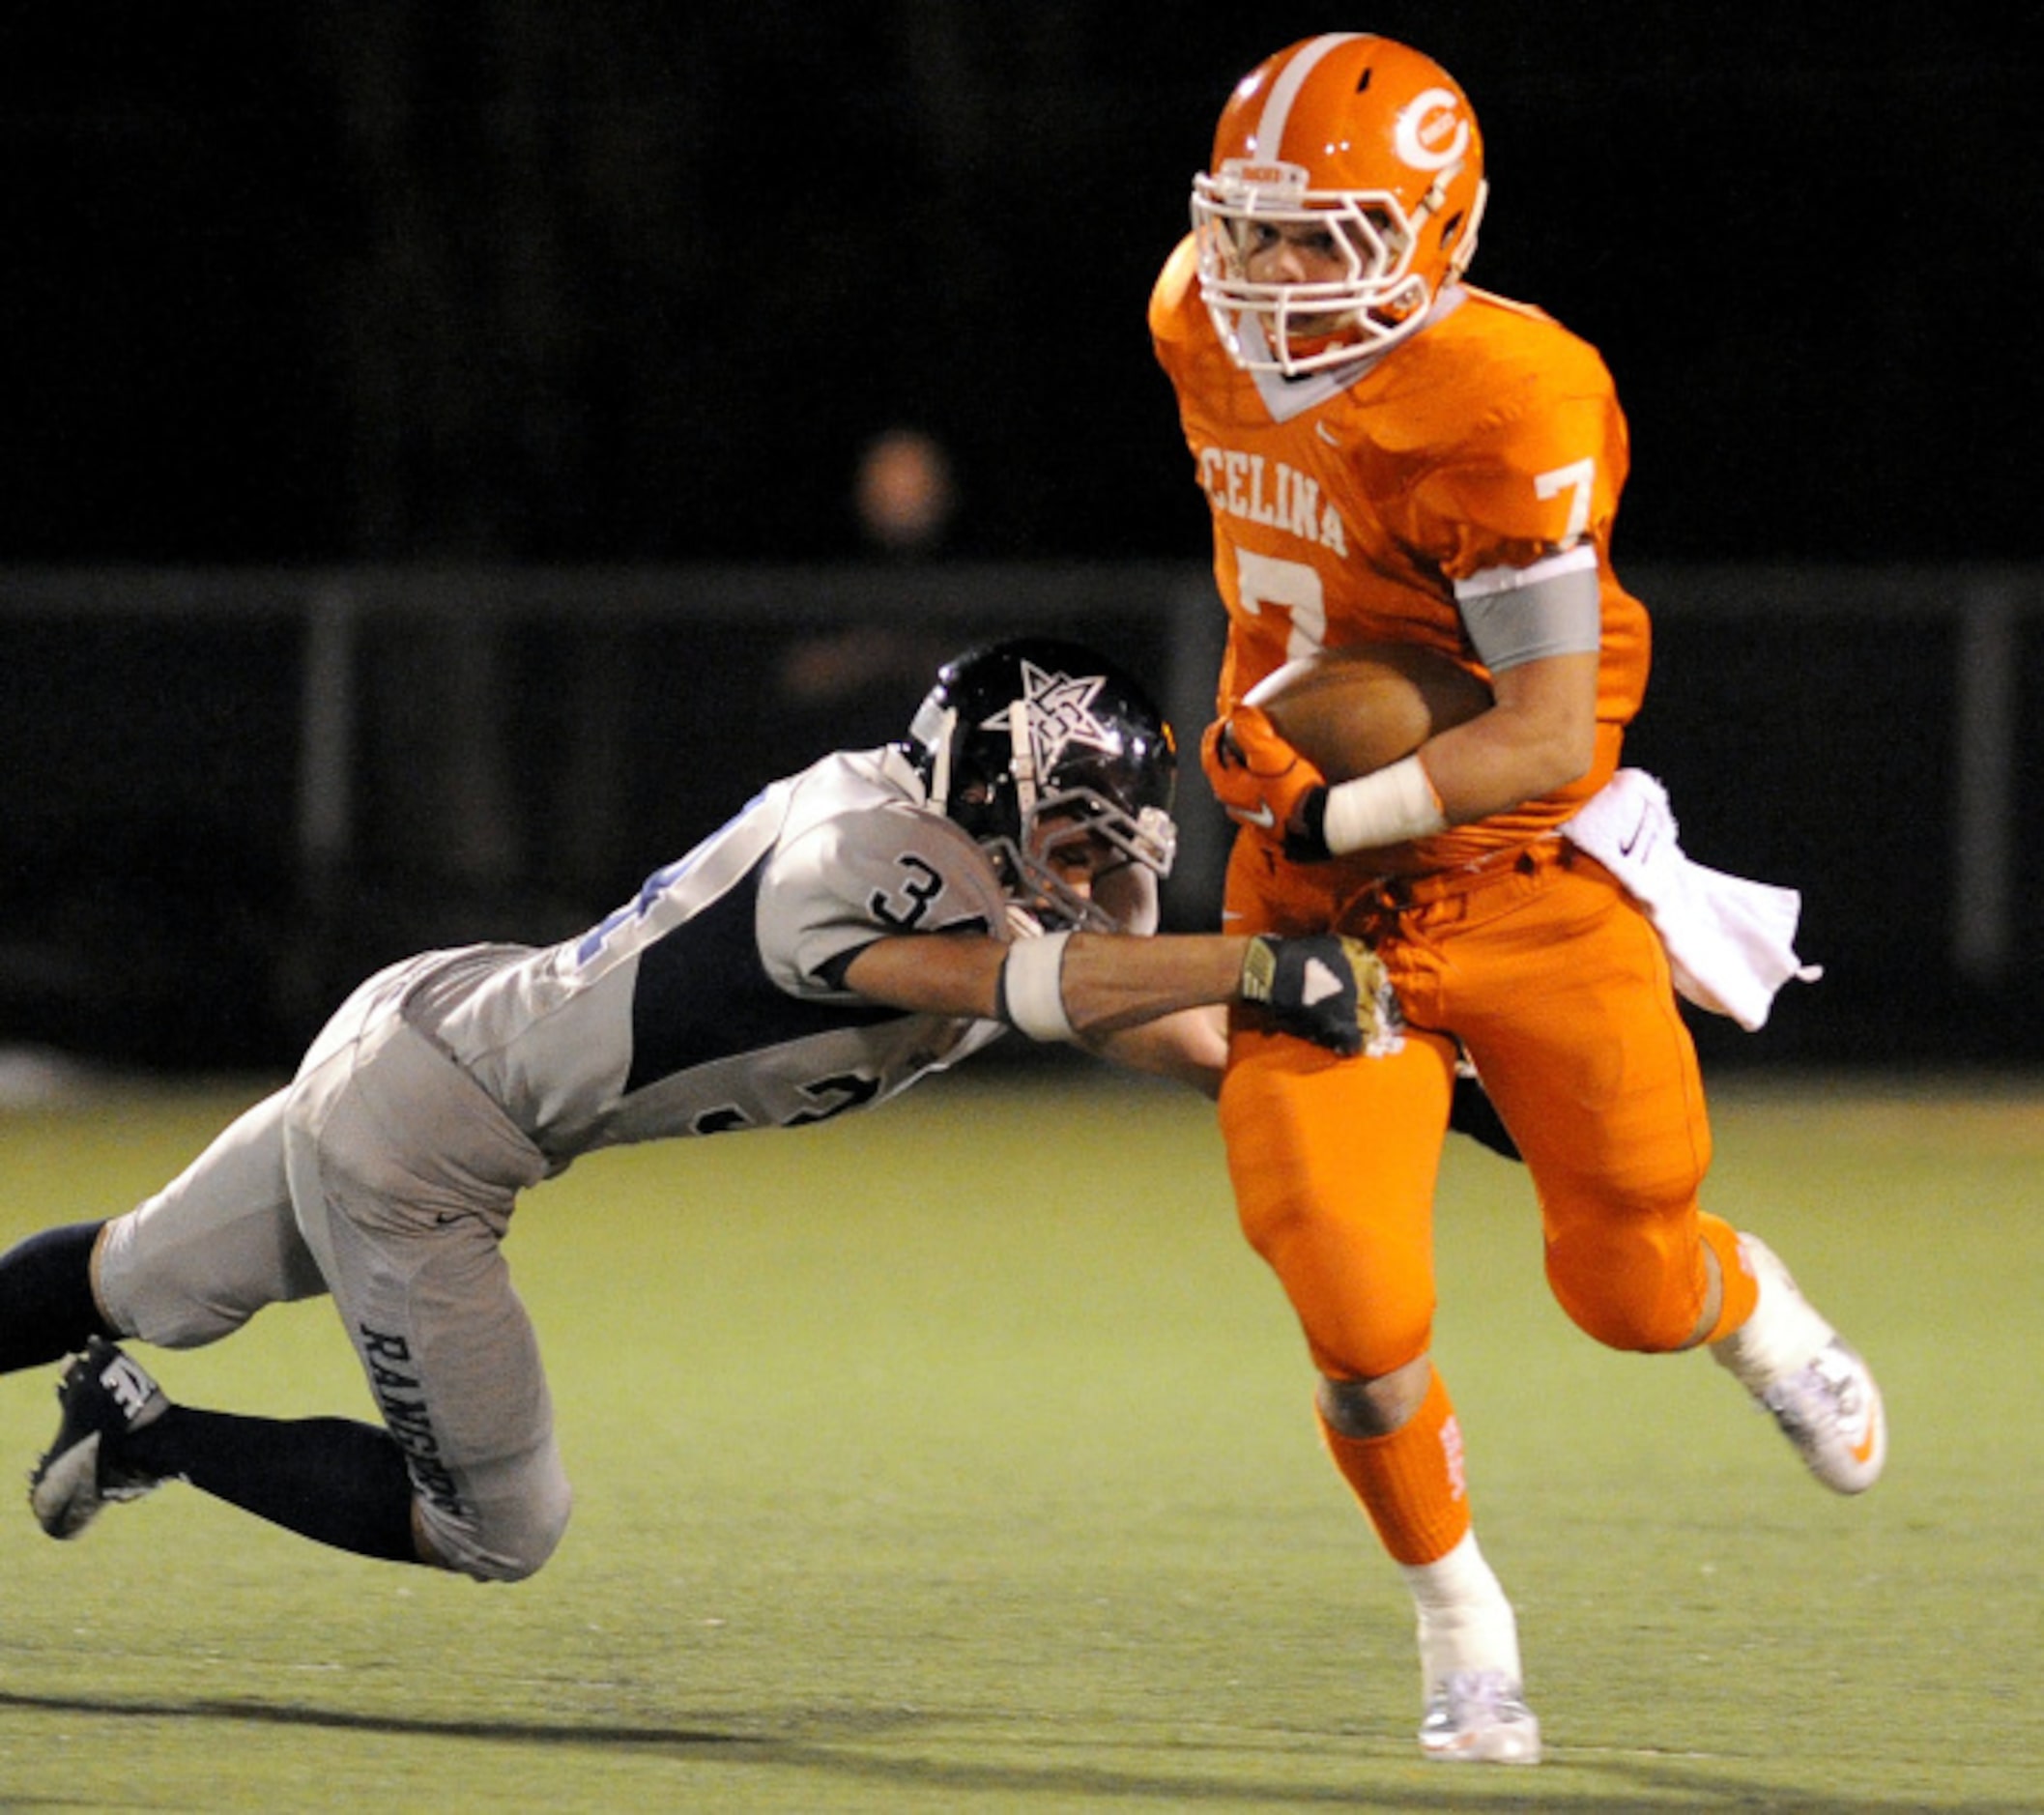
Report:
1454,543,1598,599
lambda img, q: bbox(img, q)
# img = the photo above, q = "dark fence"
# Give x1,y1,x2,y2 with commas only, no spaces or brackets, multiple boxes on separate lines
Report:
3,562,2037,1071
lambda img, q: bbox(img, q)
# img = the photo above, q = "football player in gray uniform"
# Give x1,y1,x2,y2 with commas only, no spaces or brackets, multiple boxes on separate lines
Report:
3,638,1388,1584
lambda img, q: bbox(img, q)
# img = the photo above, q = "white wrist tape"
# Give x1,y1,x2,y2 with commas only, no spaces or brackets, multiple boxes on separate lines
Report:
999,930,1076,1042
1321,754,1449,855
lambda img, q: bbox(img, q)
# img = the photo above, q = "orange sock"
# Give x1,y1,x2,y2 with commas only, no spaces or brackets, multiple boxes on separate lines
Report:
1316,1367,1472,1566
1697,1213,1760,1345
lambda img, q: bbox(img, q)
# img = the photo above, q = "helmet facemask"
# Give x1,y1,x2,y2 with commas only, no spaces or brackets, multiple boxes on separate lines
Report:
1193,158,1485,375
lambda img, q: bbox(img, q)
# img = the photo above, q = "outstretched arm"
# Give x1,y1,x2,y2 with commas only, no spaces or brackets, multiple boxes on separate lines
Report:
841,931,1248,1034
841,929,1380,1056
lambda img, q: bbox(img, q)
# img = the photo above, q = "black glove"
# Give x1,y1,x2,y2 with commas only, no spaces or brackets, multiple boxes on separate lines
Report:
1239,933,1387,1057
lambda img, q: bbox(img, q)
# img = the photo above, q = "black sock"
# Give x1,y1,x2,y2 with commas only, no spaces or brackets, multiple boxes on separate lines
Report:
0,1221,117,1372
123,1407,423,1565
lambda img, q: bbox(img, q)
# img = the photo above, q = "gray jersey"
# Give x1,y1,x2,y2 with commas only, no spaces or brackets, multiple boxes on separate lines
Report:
95,741,1023,1579
404,744,1013,1164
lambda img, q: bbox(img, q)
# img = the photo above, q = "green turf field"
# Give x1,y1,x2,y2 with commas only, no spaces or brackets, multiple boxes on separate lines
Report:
2,1067,2039,1811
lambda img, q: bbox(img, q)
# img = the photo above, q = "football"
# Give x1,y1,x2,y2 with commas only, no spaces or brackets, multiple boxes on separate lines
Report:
1244,641,1492,782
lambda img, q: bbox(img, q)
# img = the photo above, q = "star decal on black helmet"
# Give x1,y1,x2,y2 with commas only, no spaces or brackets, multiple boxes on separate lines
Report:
979,660,1120,779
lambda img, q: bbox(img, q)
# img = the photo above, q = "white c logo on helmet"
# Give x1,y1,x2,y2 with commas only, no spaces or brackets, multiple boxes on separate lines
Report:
1394,88,1470,173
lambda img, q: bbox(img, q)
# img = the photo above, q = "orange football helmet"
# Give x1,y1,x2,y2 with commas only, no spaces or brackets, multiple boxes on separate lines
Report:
1192,33,1489,374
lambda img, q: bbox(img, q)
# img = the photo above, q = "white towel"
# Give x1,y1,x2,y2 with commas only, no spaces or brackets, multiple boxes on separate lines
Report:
1560,769,1822,1031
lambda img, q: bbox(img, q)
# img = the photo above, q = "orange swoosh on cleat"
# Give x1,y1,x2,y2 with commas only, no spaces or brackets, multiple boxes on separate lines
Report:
1851,1413,1881,1467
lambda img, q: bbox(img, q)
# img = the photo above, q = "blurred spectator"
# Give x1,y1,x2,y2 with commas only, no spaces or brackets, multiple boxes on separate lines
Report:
851,425,958,557
776,427,962,745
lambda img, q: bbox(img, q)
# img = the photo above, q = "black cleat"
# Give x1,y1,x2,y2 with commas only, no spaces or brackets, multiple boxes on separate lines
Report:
28,1337,170,1539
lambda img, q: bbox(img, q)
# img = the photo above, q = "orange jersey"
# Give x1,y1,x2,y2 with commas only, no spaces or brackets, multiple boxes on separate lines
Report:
1151,233,1652,871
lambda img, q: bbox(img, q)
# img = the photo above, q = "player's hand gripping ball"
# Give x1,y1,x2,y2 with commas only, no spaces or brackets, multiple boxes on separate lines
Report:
1199,705,1328,842
1203,641,1492,859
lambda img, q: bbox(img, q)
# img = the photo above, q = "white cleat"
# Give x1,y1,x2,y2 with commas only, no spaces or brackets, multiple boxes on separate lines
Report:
1713,1235,1886,1494
1756,1336,1886,1493
1418,1670,1541,1765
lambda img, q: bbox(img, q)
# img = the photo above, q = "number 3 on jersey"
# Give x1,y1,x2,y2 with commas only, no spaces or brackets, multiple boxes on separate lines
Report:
868,853,946,931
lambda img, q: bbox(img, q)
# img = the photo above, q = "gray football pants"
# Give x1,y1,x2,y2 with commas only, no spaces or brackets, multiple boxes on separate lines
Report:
97,956,571,1581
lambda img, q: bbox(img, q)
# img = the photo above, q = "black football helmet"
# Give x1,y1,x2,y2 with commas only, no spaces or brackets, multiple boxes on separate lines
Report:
907,637,1178,933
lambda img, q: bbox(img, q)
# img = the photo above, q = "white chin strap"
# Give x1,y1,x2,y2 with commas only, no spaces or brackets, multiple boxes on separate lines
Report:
1006,699,1038,821
914,703,959,813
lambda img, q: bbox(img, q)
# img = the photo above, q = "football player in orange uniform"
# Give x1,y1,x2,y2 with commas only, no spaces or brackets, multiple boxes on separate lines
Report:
1151,33,1886,1765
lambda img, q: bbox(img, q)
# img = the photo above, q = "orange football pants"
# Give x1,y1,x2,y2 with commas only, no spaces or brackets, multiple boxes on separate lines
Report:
1220,834,1746,1383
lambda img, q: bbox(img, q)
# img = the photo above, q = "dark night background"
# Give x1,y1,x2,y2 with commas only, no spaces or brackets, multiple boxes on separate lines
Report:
5,4,2033,564
0,4,2038,1070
